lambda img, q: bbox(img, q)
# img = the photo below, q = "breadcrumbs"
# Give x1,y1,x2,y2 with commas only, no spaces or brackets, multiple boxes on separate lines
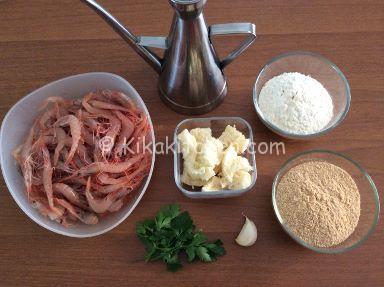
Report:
276,161,360,247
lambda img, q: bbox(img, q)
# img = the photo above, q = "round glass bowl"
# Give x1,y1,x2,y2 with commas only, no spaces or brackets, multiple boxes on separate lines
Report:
253,51,351,139
272,150,380,253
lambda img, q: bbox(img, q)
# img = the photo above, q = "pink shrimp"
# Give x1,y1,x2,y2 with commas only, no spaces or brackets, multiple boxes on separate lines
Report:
113,110,134,157
38,108,56,128
96,173,127,185
60,176,88,186
41,142,55,208
18,122,37,195
101,113,121,155
108,199,123,212
53,127,67,166
77,143,92,164
85,177,130,213
53,183,82,206
97,161,150,194
98,181,133,194
82,93,106,115
55,198,98,225
31,197,64,221
131,117,150,154
81,126,94,146
72,154,85,170
84,112,121,155
54,115,81,164
89,100,131,112
56,148,77,173
93,143,103,162
78,153,144,176
102,90,137,110
96,161,147,185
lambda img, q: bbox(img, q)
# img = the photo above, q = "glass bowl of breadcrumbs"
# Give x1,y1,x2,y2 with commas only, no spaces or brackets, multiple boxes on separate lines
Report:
272,149,380,253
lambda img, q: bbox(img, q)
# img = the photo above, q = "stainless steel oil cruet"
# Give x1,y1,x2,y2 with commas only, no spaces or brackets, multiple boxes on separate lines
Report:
81,0,256,114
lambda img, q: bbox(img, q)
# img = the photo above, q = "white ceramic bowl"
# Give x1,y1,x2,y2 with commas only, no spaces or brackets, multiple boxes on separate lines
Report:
0,72,155,237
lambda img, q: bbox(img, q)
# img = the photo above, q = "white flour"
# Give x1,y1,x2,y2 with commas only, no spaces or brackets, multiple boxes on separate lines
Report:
258,72,333,134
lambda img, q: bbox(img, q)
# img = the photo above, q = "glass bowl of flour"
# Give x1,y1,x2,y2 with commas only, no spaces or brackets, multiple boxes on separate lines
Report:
253,51,351,139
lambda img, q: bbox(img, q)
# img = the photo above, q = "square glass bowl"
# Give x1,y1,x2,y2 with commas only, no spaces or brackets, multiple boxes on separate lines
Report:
174,117,257,199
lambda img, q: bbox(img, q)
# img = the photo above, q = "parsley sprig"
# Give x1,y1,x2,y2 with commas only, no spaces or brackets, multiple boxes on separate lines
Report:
136,204,225,272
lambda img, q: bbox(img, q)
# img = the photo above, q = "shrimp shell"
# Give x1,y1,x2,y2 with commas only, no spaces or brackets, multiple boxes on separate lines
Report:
55,198,98,225
54,115,81,164
41,143,54,208
89,100,131,112
53,127,67,166
78,153,144,176
113,110,134,157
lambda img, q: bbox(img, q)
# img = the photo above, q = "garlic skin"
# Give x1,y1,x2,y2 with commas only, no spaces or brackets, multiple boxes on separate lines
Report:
235,215,257,247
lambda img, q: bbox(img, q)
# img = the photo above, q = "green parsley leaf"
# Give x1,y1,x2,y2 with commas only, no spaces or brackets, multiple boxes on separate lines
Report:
170,211,193,231
195,246,212,262
185,246,196,262
135,204,225,271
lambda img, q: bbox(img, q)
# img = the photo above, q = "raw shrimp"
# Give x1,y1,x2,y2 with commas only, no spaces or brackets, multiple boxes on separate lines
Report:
14,90,152,227
53,183,83,207
102,112,121,155
19,123,36,194
53,127,67,166
84,110,121,155
108,199,123,212
55,198,98,225
131,117,150,154
82,92,106,115
78,153,144,176
54,115,81,164
42,143,54,208
31,196,65,221
38,108,56,128
96,173,127,185
97,160,151,194
89,100,131,112
85,177,130,213
113,110,134,157
96,156,150,186
81,126,94,146
77,143,92,164
102,90,137,110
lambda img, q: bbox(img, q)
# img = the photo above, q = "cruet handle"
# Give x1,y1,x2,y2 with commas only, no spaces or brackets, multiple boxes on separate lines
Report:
209,23,256,69
137,36,169,50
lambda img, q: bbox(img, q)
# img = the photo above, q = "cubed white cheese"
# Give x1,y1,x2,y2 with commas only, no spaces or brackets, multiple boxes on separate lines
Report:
181,172,207,187
229,170,252,190
184,160,216,182
221,145,252,182
177,129,197,161
219,125,250,154
202,176,226,191
196,137,223,167
190,128,212,143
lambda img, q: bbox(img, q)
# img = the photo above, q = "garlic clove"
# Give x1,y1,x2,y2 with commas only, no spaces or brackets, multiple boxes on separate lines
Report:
235,215,257,247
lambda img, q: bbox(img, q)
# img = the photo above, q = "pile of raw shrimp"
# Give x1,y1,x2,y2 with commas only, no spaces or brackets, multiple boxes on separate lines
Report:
13,90,152,227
